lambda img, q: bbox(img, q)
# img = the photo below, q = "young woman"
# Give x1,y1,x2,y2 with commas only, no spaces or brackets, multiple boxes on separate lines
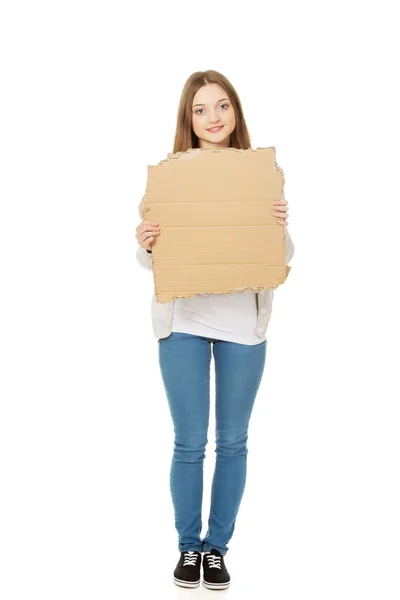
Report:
135,70,294,590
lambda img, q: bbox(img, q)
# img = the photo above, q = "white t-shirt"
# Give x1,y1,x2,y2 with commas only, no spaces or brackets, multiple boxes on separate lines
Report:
171,291,265,345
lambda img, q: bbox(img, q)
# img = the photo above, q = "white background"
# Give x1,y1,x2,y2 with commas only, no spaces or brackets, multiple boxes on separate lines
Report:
1,1,399,598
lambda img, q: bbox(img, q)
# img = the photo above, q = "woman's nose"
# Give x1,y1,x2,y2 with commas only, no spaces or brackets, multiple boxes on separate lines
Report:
208,111,220,123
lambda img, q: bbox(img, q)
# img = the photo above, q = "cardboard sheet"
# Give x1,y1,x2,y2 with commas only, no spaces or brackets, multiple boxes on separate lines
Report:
139,146,291,303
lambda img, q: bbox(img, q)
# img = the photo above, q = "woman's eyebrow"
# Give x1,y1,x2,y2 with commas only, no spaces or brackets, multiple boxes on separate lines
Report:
193,97,229,107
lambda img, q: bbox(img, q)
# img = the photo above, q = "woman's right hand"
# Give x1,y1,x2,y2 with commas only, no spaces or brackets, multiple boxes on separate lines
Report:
136,220,161,250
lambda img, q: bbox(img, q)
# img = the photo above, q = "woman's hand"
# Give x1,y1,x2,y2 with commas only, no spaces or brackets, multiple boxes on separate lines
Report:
136,220,161,250
272,199,289,226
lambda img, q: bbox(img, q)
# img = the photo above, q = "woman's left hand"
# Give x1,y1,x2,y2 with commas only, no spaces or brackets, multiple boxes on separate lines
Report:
272,199,289,226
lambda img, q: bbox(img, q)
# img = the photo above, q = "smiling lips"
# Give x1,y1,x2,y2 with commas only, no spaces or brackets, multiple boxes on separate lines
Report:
207,125,224,133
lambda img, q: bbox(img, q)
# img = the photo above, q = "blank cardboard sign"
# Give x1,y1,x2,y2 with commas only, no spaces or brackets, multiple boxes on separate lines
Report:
139,146,291,303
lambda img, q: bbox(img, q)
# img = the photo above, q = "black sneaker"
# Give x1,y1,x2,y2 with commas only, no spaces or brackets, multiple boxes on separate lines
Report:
203,548,231,590
173,550,202,588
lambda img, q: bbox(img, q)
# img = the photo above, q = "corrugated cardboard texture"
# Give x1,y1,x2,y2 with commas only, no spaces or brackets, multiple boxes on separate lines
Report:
140,146,291,303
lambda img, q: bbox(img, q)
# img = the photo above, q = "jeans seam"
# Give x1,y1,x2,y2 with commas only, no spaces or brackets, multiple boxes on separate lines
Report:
207,468,216,545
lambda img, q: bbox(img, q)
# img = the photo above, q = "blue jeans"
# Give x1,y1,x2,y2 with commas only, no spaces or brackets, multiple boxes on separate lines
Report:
158,332,267,556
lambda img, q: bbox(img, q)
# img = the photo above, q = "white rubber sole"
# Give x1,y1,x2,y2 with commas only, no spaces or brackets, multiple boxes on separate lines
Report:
174,577,200,588
203,579,231,590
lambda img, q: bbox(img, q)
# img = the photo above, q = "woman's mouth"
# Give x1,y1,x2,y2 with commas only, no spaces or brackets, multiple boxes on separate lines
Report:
207,125,224,133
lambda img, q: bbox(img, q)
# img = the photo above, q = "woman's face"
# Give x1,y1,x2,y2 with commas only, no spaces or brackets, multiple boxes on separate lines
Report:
191,83,236,149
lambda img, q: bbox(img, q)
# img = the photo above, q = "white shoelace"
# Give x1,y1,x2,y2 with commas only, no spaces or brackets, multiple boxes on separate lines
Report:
183,551,198,566
204,552,222,570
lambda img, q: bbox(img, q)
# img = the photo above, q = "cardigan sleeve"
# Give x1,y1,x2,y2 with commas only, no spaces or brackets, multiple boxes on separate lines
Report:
284,226,295,263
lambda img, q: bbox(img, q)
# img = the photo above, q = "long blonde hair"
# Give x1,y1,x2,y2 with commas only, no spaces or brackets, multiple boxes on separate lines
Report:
172,70,252,153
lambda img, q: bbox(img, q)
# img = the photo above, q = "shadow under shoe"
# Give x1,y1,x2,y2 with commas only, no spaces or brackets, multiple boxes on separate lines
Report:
173,551,202,588
203,548,231,590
